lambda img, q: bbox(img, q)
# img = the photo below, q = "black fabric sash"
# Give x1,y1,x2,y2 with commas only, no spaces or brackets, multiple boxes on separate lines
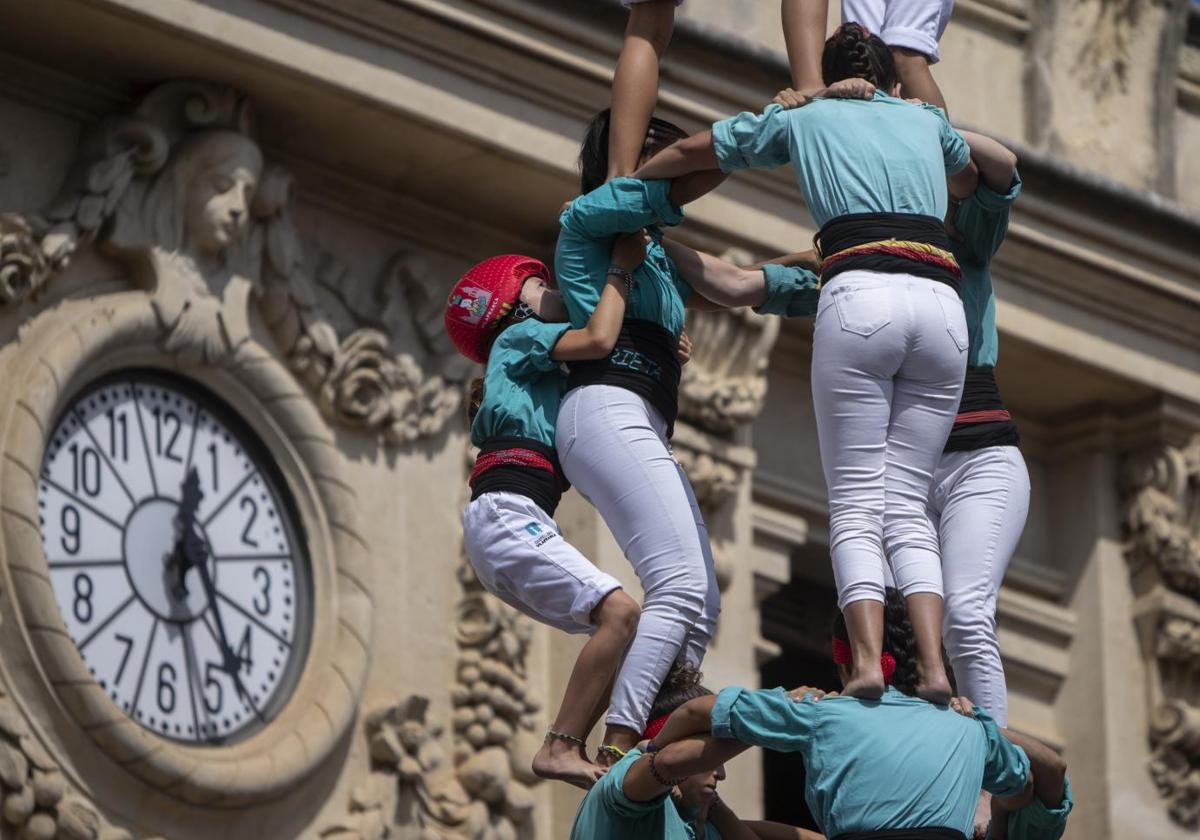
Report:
834,829,968,840
944,367,1020,453
817,212,960,293
566,319,682,438
469,436,567,517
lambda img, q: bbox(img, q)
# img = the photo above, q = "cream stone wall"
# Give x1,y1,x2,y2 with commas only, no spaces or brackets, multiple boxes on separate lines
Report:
0,1,1195,839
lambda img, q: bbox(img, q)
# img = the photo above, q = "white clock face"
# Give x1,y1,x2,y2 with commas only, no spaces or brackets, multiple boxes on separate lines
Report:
36,372,312,744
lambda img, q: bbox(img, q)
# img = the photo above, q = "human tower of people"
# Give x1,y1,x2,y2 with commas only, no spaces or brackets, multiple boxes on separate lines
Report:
442,1,1074,838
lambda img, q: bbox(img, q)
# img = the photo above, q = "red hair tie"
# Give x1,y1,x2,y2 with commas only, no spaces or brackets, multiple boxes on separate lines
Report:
642,714,671,742
831,637,896,686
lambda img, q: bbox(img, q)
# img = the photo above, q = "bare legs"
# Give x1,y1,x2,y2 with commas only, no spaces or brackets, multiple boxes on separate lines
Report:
532,590,640,788
609,0,676,179
906,591,952,703
781,0,829,92
842,599,886,698
892,47,948,111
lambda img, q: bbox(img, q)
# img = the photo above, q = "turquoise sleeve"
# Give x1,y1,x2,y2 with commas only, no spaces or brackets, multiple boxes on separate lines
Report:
711,686,814,753
1006,775,1073,840
607,749,669,816
494,321,571,377
755,264,821,318
922,102,971,175
953,171,1022,262
712,105,793,173
976,707,1031,796
560,178,684,240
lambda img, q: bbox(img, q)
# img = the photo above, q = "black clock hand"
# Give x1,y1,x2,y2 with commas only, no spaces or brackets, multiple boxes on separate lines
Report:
169,472,205,599
178,469,266,728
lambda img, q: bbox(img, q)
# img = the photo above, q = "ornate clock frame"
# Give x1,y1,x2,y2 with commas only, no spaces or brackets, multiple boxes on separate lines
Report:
0,294,373,806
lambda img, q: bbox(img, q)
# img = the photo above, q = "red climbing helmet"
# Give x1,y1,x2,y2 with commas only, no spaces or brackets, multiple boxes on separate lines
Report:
444,254,550,363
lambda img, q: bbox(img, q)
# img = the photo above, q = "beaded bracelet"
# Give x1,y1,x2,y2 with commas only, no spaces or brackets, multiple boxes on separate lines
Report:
607,265,637,296
598,744,627,761
546,729,587,747
648,750,685,788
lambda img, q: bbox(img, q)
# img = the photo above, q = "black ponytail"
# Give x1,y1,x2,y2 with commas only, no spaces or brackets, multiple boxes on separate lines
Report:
647,663,713,721
579,108,689,194
466,375,485,426
822,22,897,92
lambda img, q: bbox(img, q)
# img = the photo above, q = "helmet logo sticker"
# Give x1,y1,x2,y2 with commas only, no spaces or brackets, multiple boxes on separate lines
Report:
448,286,492,325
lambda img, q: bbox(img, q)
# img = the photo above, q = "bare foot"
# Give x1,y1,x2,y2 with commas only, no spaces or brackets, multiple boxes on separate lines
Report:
532,741,605,790
842,666,885,700
916,663,952,704
973,790,993,840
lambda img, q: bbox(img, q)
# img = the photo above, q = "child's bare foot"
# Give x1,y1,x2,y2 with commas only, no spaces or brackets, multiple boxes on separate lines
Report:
842,666,885,700
916,663,953,704
533,739,605,790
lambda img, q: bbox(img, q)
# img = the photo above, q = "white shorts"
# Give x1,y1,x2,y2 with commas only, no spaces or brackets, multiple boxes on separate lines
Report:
462,491,622,635
841,0,954,63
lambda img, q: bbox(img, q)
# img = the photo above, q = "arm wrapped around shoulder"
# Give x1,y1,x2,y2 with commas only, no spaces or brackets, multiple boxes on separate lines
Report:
755,264,820,318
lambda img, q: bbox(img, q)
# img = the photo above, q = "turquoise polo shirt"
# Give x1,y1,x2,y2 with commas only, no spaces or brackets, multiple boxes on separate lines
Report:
988,776,1073,840
570,747,723,840
469,319,570,449
556,177,692,338
711,686,1029,838
949,171,1022,368
712,94,971,226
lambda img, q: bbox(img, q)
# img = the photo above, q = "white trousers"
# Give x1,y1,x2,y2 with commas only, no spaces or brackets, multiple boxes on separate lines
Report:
556,384,719,732
812,271,967,610
841,0,955,62
929,445,1029,727
463,491,622,635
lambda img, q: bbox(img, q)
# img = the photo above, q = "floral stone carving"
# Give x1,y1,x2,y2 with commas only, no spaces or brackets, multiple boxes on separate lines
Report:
678,258,781,437
1122,434,1200,828
321,562,541,839
1,79,457,445
0,686,154,840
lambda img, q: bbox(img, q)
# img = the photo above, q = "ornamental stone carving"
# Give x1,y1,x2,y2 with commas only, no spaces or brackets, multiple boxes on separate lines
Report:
0,686,156,840
1122,433,1200,828
321,560,541,839
1,79,457,445
678,254,781,438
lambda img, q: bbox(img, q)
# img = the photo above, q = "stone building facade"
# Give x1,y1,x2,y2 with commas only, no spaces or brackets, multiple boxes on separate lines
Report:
0,1,1195,838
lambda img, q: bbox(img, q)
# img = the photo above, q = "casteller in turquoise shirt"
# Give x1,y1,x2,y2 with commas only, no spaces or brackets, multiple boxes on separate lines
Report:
711,686,1030,838
556,177,692,338
712,93,971,227
569,747,722,840
949,171,1022,368
987,775,1073,840
469,318,570,449
556,177,823,330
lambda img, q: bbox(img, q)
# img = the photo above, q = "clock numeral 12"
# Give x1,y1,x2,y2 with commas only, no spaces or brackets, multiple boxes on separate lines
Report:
151,408,183,463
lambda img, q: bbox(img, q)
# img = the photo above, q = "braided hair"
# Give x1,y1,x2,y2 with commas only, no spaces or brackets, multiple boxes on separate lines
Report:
579,108,689,194
832,588,920,697
648,663,713,721
821,22,897,91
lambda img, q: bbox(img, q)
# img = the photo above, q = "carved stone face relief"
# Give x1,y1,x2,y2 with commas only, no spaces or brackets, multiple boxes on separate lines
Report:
2,80,459,445
177,132,261,259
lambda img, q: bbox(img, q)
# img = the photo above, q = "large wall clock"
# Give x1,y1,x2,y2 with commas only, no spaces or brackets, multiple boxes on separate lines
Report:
36,371,312,745
0,302,373,807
